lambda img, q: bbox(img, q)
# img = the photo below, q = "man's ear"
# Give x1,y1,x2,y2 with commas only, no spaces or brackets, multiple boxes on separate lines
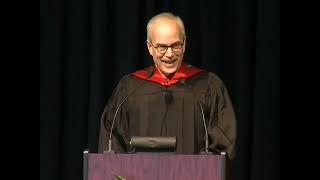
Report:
182,37,186,52
147,41,154,56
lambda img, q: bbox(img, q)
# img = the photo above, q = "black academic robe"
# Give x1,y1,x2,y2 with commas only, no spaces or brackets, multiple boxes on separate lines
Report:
98,68,236,159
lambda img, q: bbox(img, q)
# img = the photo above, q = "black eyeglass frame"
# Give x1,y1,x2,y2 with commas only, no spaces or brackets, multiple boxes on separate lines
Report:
147,40,185,54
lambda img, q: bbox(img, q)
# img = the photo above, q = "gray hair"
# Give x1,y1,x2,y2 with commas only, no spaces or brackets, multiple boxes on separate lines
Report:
146,12,186,42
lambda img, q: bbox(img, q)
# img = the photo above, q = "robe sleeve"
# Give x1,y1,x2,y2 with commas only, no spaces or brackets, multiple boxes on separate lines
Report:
206,73,237,159
98,75,130,153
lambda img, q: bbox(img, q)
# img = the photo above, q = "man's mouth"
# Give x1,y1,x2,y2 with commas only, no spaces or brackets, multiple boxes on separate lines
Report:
161,59,177,64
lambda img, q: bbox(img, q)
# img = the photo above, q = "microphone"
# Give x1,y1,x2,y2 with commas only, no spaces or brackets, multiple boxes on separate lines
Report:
102,68,154,153
198,101,212,154
179,78,212,154
159,89,173,135
179,78,192,89
163,89,173,105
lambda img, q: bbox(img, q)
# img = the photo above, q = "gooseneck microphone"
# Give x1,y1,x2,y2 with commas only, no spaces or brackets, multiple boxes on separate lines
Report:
160,89,173,135
198,101,211,154
103,69,154,153
179,77,212,154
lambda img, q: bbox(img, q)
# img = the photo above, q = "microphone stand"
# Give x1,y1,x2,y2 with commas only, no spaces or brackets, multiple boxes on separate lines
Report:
105,69,155,153
199,101,213,155
179,78,213,155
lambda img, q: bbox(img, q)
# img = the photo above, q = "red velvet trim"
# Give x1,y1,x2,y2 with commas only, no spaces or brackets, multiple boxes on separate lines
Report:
131,63,203,87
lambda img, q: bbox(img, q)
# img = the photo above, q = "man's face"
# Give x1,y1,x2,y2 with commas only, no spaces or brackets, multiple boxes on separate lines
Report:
147,19,185,77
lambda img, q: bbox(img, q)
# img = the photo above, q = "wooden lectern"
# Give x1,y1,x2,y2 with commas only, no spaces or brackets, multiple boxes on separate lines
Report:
83,151,226,180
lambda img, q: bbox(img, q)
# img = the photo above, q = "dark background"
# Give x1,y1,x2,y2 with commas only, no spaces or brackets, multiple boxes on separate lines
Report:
40,0,279,179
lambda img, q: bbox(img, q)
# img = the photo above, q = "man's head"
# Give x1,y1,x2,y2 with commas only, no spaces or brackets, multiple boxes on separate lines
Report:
146,12,186,77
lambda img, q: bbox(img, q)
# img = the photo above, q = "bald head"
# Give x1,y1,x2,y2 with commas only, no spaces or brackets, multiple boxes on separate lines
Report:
147,12,186,42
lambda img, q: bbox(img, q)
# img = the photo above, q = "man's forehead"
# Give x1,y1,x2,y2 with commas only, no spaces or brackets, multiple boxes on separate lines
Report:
151,21,182,41
152,19,180,30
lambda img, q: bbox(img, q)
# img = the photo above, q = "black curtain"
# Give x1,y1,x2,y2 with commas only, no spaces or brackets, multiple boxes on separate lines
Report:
40,0,279,180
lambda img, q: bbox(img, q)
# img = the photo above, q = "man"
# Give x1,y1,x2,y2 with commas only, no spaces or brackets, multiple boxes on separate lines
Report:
98,12,236,159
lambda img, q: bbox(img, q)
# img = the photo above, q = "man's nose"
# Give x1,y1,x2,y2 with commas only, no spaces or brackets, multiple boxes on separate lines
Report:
165,47,174,57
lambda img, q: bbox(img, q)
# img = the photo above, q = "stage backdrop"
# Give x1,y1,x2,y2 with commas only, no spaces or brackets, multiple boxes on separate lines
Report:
40,0,279,180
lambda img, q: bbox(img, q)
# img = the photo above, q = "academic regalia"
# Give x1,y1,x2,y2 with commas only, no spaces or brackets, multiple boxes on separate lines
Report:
98,63,236,159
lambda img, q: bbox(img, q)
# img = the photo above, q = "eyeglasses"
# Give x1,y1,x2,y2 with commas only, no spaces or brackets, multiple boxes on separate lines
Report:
148,41,184,55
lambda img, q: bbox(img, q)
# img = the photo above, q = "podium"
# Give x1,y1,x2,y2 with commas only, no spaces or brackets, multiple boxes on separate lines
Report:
83,151,226,180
